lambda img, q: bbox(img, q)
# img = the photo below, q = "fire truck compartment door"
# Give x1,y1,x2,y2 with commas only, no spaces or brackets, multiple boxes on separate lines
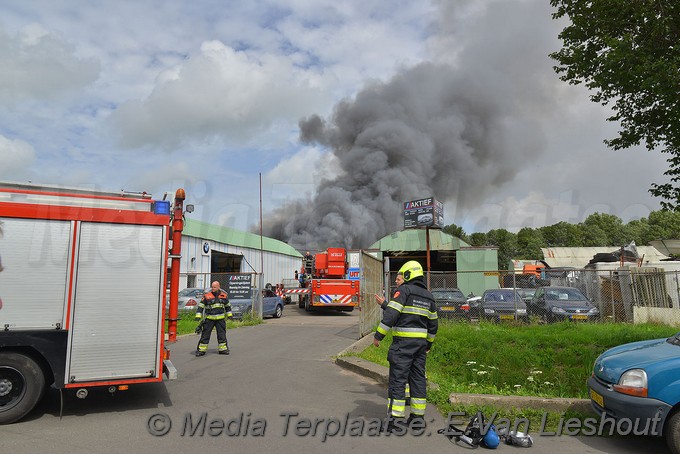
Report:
67,222,165,382
0,218,71,329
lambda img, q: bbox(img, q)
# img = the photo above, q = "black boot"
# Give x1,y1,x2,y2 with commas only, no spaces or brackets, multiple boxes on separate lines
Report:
195,350,206,357
383,417,407,435
407,414,426,430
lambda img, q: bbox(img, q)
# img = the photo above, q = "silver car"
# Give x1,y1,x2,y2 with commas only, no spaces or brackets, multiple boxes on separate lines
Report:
167,287,206,312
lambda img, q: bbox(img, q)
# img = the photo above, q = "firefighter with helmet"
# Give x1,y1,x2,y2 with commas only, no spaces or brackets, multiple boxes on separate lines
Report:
373,260,438,432
195,281,233,356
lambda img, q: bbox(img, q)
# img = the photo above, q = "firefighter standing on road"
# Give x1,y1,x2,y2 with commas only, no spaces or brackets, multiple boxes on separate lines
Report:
195,281,233,356
373,261,437,432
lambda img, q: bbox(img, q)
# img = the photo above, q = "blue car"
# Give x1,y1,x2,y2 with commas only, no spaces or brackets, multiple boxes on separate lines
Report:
587,333,680,453
230,288,284,320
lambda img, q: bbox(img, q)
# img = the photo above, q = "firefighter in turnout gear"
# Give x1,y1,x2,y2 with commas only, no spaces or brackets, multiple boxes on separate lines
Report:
195,281,233,356
373,261,437,432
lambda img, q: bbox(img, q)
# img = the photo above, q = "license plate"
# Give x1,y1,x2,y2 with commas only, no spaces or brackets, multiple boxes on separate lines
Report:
590,389,604,408
500,315,514,320
572,315,588,320
441,306,455,311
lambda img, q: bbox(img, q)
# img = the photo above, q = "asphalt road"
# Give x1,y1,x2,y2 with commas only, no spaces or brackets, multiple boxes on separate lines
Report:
0,304,672,453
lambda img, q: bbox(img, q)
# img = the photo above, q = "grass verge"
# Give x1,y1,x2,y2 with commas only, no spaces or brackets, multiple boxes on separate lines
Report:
176,311,264,335
356,320,677,432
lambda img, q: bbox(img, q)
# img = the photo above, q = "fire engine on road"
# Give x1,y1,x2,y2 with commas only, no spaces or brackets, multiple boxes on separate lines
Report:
288,248,360,313
0,182,186,424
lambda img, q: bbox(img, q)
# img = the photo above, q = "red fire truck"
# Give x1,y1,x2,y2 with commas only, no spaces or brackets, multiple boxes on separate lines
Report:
0,182,186,424
291,248,360,312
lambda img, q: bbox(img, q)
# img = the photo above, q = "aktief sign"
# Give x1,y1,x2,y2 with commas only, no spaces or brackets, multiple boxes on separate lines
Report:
403,197,444,229
226,274,252,299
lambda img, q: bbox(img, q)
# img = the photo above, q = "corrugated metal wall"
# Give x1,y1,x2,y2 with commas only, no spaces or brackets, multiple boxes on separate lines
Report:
359,251,384,338
180,236,300,290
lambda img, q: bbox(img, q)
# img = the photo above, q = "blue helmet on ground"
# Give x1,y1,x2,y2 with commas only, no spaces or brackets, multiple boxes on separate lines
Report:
482,425,500,449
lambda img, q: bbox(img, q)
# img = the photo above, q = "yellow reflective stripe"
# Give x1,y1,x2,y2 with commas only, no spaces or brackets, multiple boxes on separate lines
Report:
377,323,390,335
428,311,438,320
392,327,428,338
411,398,426,415
402,306,431,317
393,330,427,338
387,301,404,312
427,333,436,342
389,399,406,417
197,344,208,352
206,315,225,320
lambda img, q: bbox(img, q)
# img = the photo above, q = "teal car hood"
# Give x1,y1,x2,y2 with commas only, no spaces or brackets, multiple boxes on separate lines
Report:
594,336,680,384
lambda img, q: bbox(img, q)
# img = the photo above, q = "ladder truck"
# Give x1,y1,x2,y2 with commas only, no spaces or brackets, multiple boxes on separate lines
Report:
290,248,360,313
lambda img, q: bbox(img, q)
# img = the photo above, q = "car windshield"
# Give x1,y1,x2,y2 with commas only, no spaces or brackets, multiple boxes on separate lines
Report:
484,289,521,302
179,288,200,297
432,290,465,300
545,288,587,301
517,289,536,298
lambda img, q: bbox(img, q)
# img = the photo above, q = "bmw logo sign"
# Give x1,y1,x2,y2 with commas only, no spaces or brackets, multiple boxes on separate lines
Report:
202,242,210,254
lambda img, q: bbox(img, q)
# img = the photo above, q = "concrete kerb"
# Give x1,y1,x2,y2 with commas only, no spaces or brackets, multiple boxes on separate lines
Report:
334,334,593,415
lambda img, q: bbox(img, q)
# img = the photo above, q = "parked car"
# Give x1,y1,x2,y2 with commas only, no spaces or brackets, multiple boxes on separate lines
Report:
431,287,469,319
528,286,599,323
230,288,284,320
588,333,680,453
165,287,206,312
471,288,528,322
516,287,537,303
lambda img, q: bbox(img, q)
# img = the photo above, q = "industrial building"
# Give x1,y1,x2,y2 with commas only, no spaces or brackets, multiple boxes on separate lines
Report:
177,219,302,290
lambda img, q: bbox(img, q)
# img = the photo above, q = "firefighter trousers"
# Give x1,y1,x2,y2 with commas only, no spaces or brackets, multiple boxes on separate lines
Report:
197,318,229,352
386,337,428,418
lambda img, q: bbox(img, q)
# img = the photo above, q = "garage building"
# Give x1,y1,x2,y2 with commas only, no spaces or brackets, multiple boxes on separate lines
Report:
177,219,302,290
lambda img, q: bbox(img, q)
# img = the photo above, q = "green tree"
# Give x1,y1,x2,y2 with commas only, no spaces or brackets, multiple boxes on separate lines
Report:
540,221,583,247
443,223,469,244
580,213,626,246
647,210,680,239
623,218,651,245
516,227,545,260
485,229,518,270
468,232,487,247
550,0,680,209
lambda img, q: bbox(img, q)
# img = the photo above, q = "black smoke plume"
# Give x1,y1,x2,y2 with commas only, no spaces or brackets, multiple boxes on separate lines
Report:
262,1,559,249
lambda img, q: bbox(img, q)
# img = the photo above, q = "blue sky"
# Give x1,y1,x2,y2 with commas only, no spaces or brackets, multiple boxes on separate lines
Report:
0,0,669,248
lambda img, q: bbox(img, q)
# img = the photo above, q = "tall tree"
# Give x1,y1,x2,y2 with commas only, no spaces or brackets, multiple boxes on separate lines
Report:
443,223,469,244
580,212,626,245
550,0,680,209
516,227,545,260
540,221,583,247
485,229,518,270
468,232,487,247
647,210,680,239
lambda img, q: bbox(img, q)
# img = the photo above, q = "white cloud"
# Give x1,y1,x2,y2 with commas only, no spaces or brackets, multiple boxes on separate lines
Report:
0,23,100,104
0,136,35,176
109,41,334,150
